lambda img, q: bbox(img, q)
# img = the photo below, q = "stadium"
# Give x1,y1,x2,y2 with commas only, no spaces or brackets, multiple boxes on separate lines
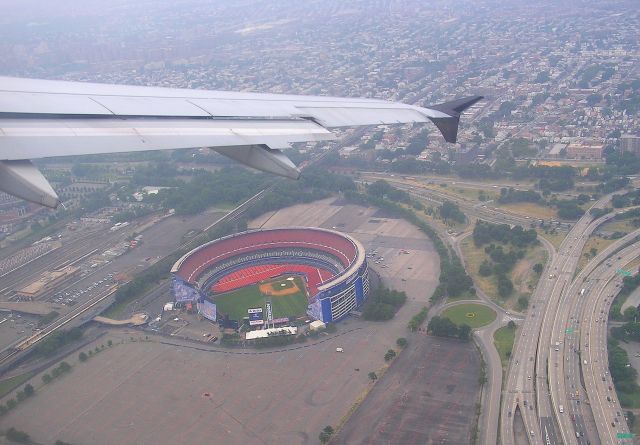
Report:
170,227,369,326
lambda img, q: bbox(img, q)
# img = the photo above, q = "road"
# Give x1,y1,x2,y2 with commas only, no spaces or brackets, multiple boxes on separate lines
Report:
581,251,637,444
548,228,640,445
500,194,619,444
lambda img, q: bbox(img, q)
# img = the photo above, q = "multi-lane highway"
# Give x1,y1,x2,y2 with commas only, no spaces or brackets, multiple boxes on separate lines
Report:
548,228,640,444
500,195,621,444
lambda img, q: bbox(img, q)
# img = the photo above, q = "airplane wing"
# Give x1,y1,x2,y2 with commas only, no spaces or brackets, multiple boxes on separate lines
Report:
0,76,482,207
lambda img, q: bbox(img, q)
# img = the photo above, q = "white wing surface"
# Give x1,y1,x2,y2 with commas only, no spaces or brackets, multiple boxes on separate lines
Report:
0,76,481,207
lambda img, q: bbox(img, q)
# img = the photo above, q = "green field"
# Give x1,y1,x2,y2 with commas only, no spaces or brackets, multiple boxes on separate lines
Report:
440,303,496,328
214,277,308,322
493,326,516,367
0,372,34,398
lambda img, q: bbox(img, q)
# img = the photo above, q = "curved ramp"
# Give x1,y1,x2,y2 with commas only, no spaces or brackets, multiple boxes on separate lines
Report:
93,313,149,326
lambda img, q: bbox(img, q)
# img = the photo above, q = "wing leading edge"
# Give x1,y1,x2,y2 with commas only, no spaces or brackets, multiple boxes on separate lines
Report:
0,77,481,207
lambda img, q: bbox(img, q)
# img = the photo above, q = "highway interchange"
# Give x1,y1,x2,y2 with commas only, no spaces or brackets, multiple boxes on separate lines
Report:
361,172,640,445
2,170,640,444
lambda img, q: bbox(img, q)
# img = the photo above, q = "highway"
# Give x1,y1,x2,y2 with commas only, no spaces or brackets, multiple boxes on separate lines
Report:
548,228,640,445
581,254,636,444
500,195,618,444
360,175,538,229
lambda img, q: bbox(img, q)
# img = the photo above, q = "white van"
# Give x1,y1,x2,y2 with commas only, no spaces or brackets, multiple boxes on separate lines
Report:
336,347,344,353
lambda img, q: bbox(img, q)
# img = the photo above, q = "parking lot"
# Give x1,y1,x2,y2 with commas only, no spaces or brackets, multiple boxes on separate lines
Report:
0,198,479,445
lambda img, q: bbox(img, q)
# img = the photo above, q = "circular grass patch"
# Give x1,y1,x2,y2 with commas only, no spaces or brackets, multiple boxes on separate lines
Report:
440,303,496,328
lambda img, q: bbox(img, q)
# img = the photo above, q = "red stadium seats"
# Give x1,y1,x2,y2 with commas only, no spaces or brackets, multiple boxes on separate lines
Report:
175,229,357,284
211,263,333,298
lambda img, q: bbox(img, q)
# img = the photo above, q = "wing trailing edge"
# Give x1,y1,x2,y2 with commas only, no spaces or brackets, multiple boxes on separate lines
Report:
0,77,482,207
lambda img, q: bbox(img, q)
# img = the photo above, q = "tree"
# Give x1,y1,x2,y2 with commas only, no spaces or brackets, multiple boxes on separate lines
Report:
6,399,17,410
368,372,378,381
323,426,334,436
497,275,514,298
23,384,34,397
479,260,493,277
319,426,334,444
107,340,113,347
59,361,71,373
507,320,516,330
5,427,29,443
396,338,408,348
459,324,472,341
428,316,460,338
517,296,529,310
623,306,638,321
42,373,52,384
533,263,544,274
440,200,465,223
79,352,88,362
384,349,397,362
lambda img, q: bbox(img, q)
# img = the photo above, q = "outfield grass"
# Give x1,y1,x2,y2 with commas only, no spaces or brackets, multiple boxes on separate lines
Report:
214,277,308,321
493,326,516,367
441,303,496,328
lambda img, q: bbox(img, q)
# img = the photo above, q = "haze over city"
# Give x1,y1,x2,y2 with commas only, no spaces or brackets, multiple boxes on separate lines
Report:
0,1,639,444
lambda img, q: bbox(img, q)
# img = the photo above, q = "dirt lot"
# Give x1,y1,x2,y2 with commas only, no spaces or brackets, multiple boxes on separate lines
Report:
334,335,481,445
0,198,479,445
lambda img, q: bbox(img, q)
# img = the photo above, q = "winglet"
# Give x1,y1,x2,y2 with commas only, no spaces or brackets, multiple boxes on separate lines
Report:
427,96,483,143
0,160,60,208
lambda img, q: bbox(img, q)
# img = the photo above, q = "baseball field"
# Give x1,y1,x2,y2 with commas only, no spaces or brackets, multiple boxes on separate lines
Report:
213,275,309,321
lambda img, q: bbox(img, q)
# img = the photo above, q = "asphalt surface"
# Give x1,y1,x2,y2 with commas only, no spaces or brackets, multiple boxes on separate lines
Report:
548,228,640,445
334,335,481,445
500,194,619,444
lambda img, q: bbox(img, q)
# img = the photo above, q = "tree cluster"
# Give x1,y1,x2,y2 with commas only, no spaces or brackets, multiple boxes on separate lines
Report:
608,338,640,407
384,349,397,361
34,328,82,357
611,189,640,208
497,187,541,204
363,286,407,321
0,383,35,419
40,361,72,386
319,426,334,444
407,307,429,332
610,272,640,320
473,221,537,248
554,199,584,220
366,179,411,203
439,200,465,224
427,316,471,340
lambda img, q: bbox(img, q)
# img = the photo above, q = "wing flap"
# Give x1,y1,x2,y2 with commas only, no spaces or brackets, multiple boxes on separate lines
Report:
0,91,112,116
295,106,430,127
89,95,211,117
0,118,335,160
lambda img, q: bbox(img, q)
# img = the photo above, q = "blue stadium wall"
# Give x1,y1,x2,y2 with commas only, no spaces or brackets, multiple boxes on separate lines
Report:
307,261,370,323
